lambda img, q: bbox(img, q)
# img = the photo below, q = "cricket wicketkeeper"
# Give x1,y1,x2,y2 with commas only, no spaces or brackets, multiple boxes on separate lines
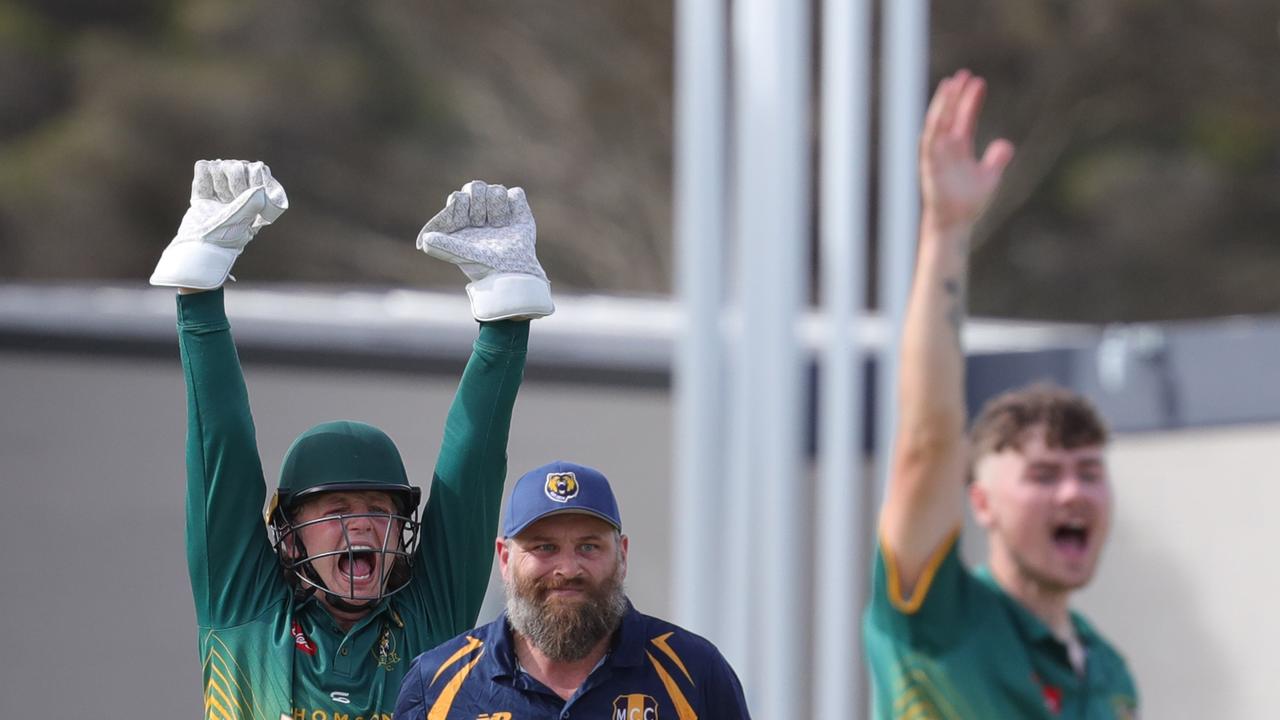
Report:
151,159,552,719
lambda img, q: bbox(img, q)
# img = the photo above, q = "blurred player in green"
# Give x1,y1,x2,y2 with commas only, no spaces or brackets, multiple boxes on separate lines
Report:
150,160,553,720
863,71,1139,718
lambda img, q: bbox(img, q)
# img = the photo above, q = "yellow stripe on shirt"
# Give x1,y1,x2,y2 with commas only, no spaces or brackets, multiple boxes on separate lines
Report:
646,651,698,720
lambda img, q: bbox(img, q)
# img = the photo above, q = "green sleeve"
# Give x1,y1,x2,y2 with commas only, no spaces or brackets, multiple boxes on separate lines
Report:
178,289,284,627
866,533,979,653
410,319,528,639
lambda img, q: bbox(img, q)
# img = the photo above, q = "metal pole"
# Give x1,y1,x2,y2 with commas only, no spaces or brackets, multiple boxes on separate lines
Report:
673,0,728,644
876,0,929,510
817,0,872,715
724,307,755,684
733,0,812,714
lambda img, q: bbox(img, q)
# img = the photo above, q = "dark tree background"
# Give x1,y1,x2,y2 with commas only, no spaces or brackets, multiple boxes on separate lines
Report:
939,0,1280,321
2,0,1277,322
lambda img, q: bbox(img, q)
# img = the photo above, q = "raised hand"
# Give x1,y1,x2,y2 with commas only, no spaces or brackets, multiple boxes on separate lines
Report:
150,159,289,289
919,70,1014,234
417,180,553,321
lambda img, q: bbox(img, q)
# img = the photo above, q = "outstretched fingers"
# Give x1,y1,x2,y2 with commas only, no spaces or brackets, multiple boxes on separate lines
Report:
923,70,969,146
919,70,1015,228
980,138,1016,180
952,74,987,151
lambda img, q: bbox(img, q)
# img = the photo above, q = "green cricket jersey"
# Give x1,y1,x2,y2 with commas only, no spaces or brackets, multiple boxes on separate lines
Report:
864,533,1139,719
177,289,527,720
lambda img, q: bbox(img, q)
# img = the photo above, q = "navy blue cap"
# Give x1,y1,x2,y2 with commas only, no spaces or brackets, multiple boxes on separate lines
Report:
503,461,622,537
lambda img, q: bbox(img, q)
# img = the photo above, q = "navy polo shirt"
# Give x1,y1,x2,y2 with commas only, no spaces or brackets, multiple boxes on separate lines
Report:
395,601,751,719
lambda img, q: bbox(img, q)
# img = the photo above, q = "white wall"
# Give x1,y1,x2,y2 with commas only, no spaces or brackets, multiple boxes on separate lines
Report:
1076,423,1280,719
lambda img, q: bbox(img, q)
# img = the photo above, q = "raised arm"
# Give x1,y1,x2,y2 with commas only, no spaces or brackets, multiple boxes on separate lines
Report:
878,71,1014,594
404,181,553,639
152,160,291,626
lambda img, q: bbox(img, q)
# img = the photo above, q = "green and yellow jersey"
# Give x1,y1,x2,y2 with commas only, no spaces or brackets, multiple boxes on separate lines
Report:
178,289,527,720
863,533,1139,719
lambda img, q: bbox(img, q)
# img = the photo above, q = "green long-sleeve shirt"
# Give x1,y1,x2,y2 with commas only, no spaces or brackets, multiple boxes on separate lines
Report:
178,289,527,720
863,534,1139,719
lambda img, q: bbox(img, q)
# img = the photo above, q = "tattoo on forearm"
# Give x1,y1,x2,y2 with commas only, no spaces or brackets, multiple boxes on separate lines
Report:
943,277,965,350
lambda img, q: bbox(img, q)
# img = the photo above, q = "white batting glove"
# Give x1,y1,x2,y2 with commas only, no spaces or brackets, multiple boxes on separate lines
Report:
150,159,288,290
417,180,554,321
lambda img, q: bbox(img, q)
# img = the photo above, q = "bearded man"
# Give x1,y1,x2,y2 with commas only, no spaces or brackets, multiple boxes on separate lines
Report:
394,461,752,719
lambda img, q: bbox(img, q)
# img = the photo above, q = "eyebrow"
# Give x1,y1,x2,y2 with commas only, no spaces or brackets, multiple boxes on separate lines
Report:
1027,461,1062,470
1025,458,1104,473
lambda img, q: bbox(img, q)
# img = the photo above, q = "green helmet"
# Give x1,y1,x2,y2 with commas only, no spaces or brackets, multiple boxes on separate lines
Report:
271,420,420,517
267,420,422,606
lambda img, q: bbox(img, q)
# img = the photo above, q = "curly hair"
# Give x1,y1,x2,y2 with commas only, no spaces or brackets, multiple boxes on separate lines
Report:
967,383,1108,483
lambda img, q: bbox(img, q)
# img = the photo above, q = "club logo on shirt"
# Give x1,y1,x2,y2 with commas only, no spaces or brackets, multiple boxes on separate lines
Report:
612,694,658,720
1033,674,1062,715
544,472,579,503
374,623,400,671
291,620,317,656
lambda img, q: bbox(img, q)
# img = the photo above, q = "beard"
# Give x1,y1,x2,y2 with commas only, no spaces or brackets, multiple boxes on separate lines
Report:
505,563,628,662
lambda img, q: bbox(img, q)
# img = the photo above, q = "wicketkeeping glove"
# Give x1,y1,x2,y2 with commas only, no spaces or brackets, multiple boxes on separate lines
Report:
150,159,288,289
417,180,554,321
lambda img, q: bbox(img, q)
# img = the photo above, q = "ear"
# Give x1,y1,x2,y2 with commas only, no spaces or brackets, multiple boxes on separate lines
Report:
969,479,994,529
496,537,511,579
618,534,630,580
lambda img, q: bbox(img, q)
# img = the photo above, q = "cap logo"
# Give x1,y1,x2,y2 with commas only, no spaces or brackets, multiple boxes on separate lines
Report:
544,472,579,503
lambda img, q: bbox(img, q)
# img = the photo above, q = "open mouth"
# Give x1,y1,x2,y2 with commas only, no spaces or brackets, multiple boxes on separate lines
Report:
336,547,377,582
1052,522,1089,556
